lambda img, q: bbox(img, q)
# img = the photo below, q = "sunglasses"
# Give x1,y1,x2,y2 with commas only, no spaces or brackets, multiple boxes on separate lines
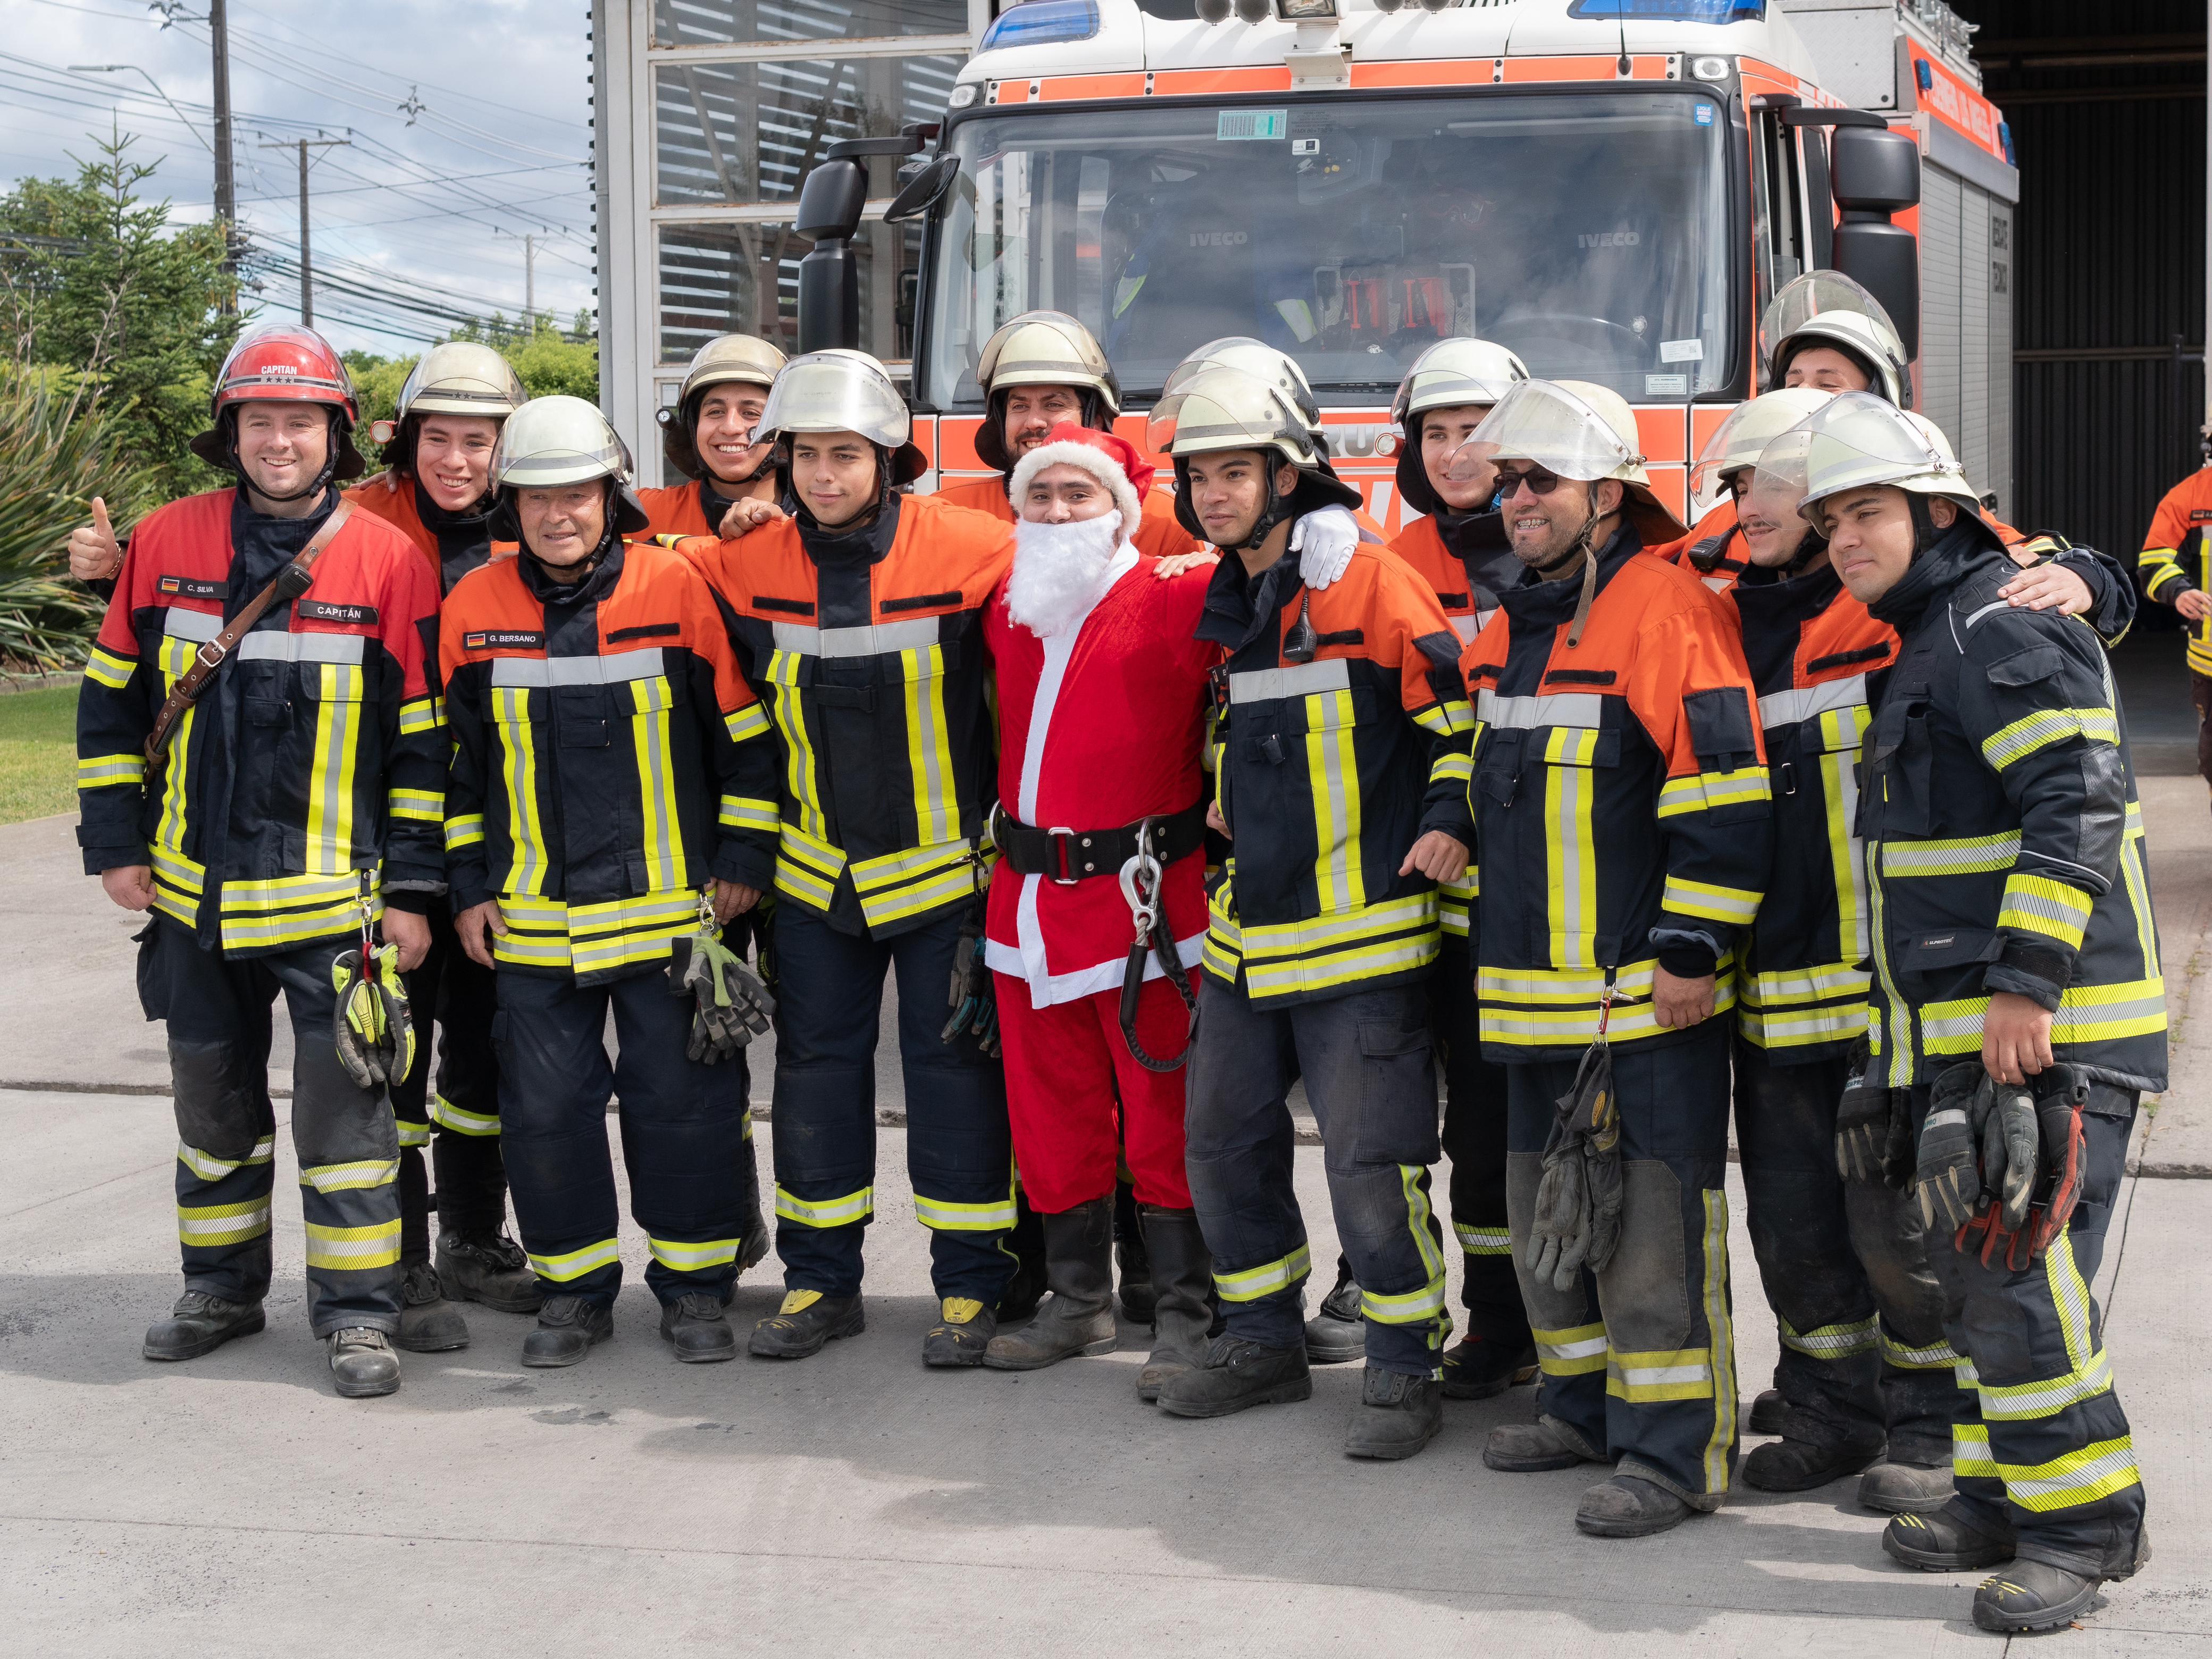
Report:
1494,467,1566,498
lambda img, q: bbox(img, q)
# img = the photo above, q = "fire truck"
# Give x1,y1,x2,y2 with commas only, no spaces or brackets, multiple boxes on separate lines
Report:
793,0,2018,529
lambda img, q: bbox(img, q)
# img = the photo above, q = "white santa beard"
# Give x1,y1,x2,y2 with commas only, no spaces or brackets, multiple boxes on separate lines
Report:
1004,510,1125,637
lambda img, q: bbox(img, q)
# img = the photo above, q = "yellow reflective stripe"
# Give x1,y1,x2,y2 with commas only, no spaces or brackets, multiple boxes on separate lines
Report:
388,787,443,823
303,1218,402,1270
495,685,547,897
78,752,145,789
1241,907,1439,1000
1533,1322,1607,1377
1998,873,2092,950
774,819,848,909
1429,749,1472,789
719,795,780,833
775,1185,874,1227
628,680,685,894
1954,1422,2001,1480
85,645,137,689
1744,960,1869,1007
1997,1436,2142,1513
1702,1186,1737,1493
900,643,961,846
1215,1241,1311,1302
1606,1346,1714,1402
568,890,698,977
1982,706,2119,770
395,1117,432,1148
1918,976,2167,1054
1779,1314,1879,1359
1305,688,1366,916
725,702,770,744
1978,1351,2114,1421
1546,744,1597,968
1820,741,1869,963
177,1136,276,1180
848,838,978,929
529,1238,621,1281
398,694,444,735
298,1158,398,1193
1881,1331,1961,1370
1455,1222,1512,1255
1878,831,2022,876
430,1094,500,1137
1739,998,1869,1051
1662,875,1761,925
2119,827,2161,985
304,663,363,876
1657,765,1772,819
763,651,828,841
1360,1164,1449,1344
914,1192,1018,1231
1412,697,1474,737
1477,957,1741,1046
217,872,375,952
648,1235,741,1271
445,812,486,851
1867,856,1915,1086
178,1197,271,1245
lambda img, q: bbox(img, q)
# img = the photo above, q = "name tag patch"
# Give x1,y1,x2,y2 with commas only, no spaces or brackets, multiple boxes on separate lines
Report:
465,630,546,650
297,599,378,625
158,575,224,600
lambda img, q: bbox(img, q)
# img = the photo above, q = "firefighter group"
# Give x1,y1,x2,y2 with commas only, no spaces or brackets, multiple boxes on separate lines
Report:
65,267,2163,1637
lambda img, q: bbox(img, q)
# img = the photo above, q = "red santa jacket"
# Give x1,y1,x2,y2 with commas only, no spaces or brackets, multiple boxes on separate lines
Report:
982,547,1215,1004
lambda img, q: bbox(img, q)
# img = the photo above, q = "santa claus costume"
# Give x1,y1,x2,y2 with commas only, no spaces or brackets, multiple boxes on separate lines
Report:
977,424,1219,1395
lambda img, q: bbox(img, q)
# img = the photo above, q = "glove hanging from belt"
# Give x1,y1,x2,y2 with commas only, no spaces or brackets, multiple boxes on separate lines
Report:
942,908,1001,1058
1835,1072,1915,1193
1958,1063,2090,1270
1117,818,1196,1073
667,891,775,1065
1524,986,1623,1292
333,942,415,1091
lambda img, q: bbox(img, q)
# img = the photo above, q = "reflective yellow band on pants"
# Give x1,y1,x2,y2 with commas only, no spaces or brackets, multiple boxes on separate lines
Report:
649,1236,741,1271
1997,1435,2142,1513
1779,1314,1879,1360
1533,1322,1606,1377
178,1137,275,1181
1216,1242,1311,1303
395,1117,431,1148
530,1238,622,1282
914,1192,1017,1232
1881,1331,1962,1370
178,1198,271,1246
304,1218,402,1271
1606,1346,1716,1402
430,1094,501,1137
1977,1349,2114,1421
776,1185,874,1228
1954,1423,2002,1480
298,1159,398,1193
1361,1276,1447,1325
1454,1222,1511,1255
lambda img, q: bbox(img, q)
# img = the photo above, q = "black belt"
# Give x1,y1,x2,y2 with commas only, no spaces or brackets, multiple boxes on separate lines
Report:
991,800,1206,884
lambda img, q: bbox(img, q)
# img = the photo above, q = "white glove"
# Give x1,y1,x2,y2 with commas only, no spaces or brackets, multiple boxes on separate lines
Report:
1292,505,1359,590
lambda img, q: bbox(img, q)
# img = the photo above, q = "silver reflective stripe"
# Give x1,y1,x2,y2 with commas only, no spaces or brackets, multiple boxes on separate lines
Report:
1758,673,1867,731
1228,657,1352,704
491,648,666,687
770,618,941,659
236,630,367,665
1476,689,1604,730
163,608,223,644
1449,615,1479,643
1962,600,2011,632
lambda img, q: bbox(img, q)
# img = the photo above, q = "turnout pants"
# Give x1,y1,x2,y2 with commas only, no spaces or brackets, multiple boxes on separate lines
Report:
1435,939,1525,1345
393,900,507,1262
1506,1022,1737,1511
1185,975,1450,1379
769,905,1015,1303
996,969,1196,1214
1912,1084,2147,1578
146,917,401,1336
1735,1042,1964,1463
495,963,755,1308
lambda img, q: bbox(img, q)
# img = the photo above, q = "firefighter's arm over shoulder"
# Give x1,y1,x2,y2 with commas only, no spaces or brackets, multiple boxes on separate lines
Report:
1958,607,2129,1012
74,528,158,875
2007,535,2136,647
2138,480,2200,605
681,560,780,892
378,548,448,914
1626,593,1773,976
1380,559,1477,847
438,576,497,916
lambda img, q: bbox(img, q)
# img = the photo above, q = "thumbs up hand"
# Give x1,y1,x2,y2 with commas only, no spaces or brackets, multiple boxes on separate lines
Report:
68,498,123,583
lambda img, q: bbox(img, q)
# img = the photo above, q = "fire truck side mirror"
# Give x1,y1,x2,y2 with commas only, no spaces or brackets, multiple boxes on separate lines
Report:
885,154,961,225
1829,125,1923,364
795,157,870,353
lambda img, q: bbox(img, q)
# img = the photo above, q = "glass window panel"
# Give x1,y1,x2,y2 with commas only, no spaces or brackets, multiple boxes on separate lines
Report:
656,56,963,205
658,219,923,366
651,0,968,47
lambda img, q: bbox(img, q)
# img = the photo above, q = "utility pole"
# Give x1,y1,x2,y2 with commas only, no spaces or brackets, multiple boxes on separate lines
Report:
210,0,237,309
261,137,350,328
496,229,539,331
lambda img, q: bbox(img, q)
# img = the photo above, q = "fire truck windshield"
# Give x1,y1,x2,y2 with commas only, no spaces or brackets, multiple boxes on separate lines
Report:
918,90,1737,412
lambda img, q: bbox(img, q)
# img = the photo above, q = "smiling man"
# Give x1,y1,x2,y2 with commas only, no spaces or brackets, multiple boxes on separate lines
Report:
638,333,788,539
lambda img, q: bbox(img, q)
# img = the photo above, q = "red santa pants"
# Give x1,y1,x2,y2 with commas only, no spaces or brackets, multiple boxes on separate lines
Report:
996,968,1197,1214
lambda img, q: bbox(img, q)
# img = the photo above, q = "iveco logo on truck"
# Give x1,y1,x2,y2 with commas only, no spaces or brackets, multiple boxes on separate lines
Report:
1189,231,1249,248
1578,232,1642,249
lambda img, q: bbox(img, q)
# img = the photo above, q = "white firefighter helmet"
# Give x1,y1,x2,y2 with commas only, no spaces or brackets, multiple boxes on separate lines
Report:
658,333,787,479
1389,337,1530,434
1160,337,1325,439
372,341,530,468
1688,386,1836,497
1761,270,1912,406
1454,378,1686,543
756,348,927,484
1148,364,1360,541
489,395,650,535
1787,392,1981,523
971,310,1120,472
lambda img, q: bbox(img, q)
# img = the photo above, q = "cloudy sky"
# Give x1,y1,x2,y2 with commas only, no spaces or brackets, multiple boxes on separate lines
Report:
3,0,596,358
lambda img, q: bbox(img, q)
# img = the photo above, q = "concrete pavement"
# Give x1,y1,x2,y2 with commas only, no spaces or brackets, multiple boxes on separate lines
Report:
4,776,2210,1654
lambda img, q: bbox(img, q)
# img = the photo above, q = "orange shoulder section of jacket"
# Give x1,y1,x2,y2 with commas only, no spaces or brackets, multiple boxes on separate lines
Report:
1384,515,1460,606
930,475,1015,523
690,520,820,615
887,493,1017,606
1794,588,1896,685
636,481,714,539
438,557,542,684
1555,550,1728,663
1134,489,1200,558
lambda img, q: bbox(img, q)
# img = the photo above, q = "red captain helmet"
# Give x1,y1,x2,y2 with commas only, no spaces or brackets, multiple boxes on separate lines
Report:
189,324,366,481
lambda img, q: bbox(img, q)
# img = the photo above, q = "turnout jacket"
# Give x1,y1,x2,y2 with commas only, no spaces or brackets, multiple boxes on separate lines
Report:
440,539,778,984
76,487,445,955
1859,523,2166,1091
685,493,1015,939
2139,465,2212,674
1461,531,1772,1060
638,478,760,542
345,471,516,593
1197,527,1475,1008
1653,498,1749,593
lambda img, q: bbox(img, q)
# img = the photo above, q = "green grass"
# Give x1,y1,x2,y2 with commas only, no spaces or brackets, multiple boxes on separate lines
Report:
0,684,80,824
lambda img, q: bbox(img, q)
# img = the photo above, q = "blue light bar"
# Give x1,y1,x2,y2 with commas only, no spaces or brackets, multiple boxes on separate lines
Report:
1568,0,1767,21
979,0,1101,52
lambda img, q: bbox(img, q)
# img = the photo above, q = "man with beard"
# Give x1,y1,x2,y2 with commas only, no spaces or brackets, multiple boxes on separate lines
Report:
638,334,787,538
974,422,1219,1397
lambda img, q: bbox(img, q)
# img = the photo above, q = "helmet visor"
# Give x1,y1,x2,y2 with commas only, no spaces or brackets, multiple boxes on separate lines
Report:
1392,339,1527,429
1161,338,1321,429
1446,379,1635,485
492,397,631,490
1689,389,1833,496
1791,391,1962,513
1744,428,1815,535
1148,366,1310,462
757,353,910,449
1759,271,1905,376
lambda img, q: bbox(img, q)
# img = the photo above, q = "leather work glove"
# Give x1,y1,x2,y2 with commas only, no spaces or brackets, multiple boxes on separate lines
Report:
668,932,775,1065
1914,1061,1990,1235
332,943,416,1091
2023,1065,2092,1262
1956,1076,2042,1269
1291,505,1360,590
941,913,1001,1058
1524,1038,1620,1292
1834,1074,1898,1186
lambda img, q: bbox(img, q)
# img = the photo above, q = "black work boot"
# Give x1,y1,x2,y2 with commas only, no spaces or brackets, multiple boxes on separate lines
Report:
1973,1563,2101,1634
1485,1415,1605,1473
521,1294,615,1368
1742,1428,1885,1493
985,1198,1119,1371
1302,1256,1364,1365
1113,1182,1157,1324
1155,1336,1312,1419
437,1233,544,1314
1746,1388,1785,1436
1344,1367,1444,1460
749,1290,864,1359
143,1291,265,1361
1136,1205,1214,1402
395,1260,471,1353
924,1298,996,1367
1440,1335,1539,1401
1857,1459,1955,1514
1882,1504,2017,1572
1577,1474,1694,1539
328,1327,403,1398
659,1291,736,1362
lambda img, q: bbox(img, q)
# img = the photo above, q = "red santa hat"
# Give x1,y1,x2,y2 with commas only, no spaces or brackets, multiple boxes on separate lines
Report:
1006,422,1151,532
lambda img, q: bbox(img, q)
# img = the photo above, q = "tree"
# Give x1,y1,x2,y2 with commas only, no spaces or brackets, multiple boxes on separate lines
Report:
0,128,238,498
